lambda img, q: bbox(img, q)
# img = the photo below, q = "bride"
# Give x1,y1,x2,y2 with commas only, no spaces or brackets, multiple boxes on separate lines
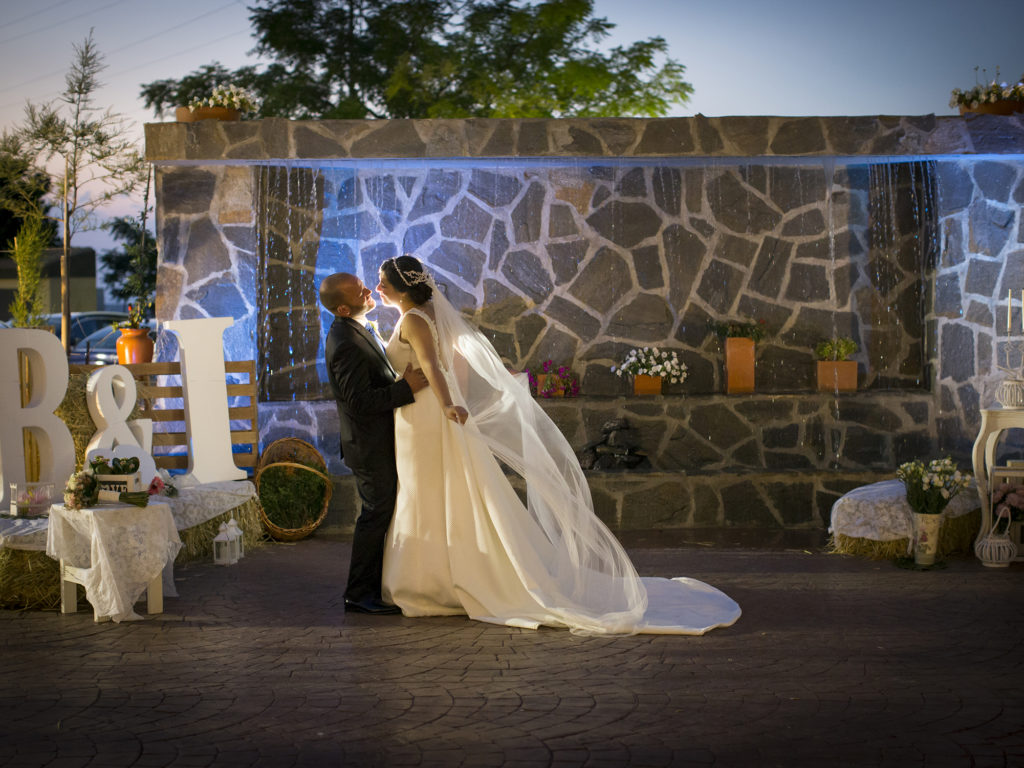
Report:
376,254,740,635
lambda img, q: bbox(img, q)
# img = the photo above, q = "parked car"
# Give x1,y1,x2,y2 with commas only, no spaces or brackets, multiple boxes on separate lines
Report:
67,320,157,365
41,311,130,347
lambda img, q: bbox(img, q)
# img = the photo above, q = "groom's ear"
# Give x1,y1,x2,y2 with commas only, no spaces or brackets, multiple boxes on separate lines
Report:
336,304,351,318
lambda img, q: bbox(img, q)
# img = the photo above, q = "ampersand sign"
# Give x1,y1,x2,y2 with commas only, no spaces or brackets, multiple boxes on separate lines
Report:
85,366,158,486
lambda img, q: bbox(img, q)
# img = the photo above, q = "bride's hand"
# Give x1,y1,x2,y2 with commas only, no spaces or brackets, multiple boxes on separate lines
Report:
444,405,469,424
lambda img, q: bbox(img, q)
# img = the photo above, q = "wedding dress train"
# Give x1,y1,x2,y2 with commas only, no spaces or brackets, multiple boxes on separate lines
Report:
381,303,740,636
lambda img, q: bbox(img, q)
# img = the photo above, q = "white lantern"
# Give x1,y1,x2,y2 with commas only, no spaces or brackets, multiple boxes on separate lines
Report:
213,522,238,565
226,517,244,559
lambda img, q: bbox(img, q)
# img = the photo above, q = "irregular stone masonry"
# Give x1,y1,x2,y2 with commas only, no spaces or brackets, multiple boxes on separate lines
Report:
146,116,1024,529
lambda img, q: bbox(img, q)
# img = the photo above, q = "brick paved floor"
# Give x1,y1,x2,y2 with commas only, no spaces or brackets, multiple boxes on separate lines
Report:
1,531,1021,767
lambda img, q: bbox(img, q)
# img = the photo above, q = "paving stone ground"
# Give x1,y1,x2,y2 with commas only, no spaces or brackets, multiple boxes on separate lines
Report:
1,530,1021,768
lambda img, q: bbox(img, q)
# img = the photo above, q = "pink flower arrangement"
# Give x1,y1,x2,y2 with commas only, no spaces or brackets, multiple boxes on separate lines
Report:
528,360,579,398
991,482,1024,522
147,475,178,498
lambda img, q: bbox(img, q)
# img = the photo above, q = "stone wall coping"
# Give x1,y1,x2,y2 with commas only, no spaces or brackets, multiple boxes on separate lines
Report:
144,114,1024,164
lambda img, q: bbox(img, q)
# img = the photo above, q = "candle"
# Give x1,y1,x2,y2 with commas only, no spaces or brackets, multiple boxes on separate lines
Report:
1010,289,1013,333
1020,289,1022,332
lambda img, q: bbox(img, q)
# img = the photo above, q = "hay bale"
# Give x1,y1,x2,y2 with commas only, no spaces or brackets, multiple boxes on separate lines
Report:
0,548,75,610
830,508,981,559
176,495,267,564
56,372,142,471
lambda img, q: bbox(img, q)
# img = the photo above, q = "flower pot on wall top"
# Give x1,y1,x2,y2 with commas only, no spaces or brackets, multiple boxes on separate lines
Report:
959,101,1024,116
175,106,241,122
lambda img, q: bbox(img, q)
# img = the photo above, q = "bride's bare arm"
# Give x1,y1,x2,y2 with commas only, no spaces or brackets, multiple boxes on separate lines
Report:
402,313,469,424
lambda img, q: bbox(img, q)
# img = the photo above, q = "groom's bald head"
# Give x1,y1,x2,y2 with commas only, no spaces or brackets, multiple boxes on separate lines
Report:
320,272,374,318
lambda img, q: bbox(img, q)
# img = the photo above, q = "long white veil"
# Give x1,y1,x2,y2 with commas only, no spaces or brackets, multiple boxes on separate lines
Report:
429,280,648,635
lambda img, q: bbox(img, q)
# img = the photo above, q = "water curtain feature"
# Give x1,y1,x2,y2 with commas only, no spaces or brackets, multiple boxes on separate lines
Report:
251,156,943,401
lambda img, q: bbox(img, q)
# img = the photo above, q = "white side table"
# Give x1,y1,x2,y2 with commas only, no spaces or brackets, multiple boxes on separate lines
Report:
46,501,181,622
971,407,1024,555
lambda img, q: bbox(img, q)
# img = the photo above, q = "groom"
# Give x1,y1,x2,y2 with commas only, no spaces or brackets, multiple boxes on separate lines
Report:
319,272,427,614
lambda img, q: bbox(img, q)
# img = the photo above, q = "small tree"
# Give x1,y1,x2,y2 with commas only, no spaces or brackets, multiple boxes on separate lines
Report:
20,30,146,349
6,211,48,328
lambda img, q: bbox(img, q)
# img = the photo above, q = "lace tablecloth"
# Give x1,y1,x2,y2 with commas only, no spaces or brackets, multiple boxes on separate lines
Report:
165,479,257,529
46,502,182,622
1,480,256,553
829,479,980,552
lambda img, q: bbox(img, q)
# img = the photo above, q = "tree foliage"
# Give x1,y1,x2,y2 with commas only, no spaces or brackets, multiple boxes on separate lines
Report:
17,30,146,346
100,215,156,304
0,132,57,247
6,211,49,328
141,0,692,119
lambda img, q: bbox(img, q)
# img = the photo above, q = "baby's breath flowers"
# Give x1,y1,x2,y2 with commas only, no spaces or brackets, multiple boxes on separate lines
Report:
612,347,688,384
896,457,971,516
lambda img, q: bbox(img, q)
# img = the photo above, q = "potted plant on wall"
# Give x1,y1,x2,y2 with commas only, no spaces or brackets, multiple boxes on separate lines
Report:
950,69,1024,115
612,347,688,395
710,319,766,394
815,336,859,392
528,360,579,398
175,84,260,123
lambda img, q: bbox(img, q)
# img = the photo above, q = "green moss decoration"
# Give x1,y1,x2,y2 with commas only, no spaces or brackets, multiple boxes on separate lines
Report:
258,461,328,532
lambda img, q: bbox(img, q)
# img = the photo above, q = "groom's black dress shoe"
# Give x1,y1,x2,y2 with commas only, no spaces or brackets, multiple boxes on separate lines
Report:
344,597,402,615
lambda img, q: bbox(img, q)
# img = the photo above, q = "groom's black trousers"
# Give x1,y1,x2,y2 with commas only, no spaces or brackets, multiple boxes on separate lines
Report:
345,452,399,602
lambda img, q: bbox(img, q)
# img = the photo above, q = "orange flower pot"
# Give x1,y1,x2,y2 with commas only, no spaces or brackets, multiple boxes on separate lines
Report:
537,373,566,397
632,374,662,395
959,101,1024,116
116,328,154,364
175,106,241,122
725,337,755,394
816,360,857,392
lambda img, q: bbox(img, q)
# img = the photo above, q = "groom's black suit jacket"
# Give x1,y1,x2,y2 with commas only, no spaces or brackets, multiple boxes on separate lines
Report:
325,315,415,602
324,316,415,470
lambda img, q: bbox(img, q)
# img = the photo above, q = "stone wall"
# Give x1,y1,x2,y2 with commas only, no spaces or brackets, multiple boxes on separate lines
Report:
146,115,1024,531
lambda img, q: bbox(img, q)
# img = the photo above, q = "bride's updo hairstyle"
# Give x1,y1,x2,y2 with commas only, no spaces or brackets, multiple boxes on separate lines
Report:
381,254,433,305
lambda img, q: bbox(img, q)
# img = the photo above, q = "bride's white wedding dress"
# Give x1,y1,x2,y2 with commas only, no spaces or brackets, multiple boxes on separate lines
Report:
381,302,740,636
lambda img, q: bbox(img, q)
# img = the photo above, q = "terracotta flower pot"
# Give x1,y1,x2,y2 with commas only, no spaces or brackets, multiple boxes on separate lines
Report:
116,328,154,364
816,360,857,392
725,337,755,394
175,106,241,122
537,373,566,397
958,101,1024,116
632,374,662,395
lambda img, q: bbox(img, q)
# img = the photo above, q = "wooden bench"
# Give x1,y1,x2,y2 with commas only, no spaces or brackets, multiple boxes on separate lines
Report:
68,361,259,474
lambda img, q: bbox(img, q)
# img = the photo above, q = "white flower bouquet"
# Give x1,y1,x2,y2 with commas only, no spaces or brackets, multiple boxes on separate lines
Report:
895,457,971,516
189,84,260,113
612,347,688,384
950,69,1024,109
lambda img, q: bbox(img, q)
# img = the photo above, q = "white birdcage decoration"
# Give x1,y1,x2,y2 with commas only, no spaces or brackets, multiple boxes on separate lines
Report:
213,522,239,565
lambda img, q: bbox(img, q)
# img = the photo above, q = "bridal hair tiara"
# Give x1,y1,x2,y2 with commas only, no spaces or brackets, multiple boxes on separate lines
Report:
385,257,431,287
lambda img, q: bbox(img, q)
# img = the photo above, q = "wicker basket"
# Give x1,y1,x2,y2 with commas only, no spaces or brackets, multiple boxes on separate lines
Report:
255,438,332,541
